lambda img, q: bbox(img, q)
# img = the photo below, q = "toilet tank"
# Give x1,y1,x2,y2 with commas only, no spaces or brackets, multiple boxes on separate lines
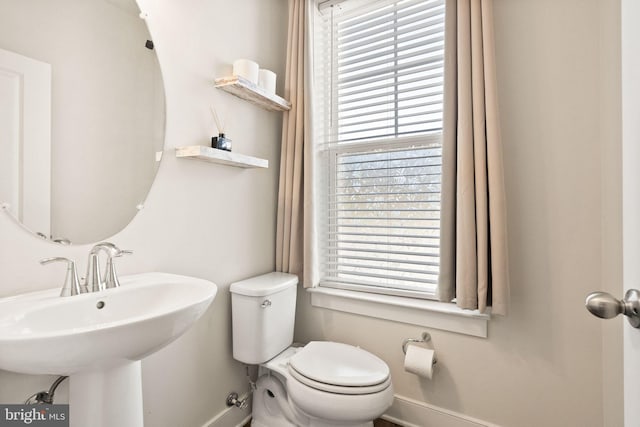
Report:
230,272,298,364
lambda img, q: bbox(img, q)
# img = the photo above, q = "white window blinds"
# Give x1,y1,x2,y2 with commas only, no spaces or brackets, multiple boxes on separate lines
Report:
315,0,445,298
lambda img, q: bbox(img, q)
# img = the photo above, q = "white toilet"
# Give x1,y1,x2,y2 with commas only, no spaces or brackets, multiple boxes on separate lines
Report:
230,272,394,427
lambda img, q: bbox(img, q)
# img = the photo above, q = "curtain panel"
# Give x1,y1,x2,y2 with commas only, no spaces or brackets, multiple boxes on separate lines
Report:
275,0,318,288
438,0,509,315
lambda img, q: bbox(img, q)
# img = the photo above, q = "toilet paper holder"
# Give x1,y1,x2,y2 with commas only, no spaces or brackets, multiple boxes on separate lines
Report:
402,332,436,364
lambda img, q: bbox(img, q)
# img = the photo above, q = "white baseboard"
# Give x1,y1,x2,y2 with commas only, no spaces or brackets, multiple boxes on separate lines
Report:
383,394,501,427
202,393,498,427
201,395,252,427
236,415,251,427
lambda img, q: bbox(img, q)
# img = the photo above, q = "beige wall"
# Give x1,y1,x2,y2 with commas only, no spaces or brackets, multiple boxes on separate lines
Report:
295,0,622,426
0,0,287,426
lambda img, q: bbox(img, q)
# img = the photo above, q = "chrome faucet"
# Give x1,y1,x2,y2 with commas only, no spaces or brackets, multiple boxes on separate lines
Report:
85,242,133,292
40,257,88,297
40,243,132,297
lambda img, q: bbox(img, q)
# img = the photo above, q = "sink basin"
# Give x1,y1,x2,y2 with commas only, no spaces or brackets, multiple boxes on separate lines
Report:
0,272,217,427
0,272,217,375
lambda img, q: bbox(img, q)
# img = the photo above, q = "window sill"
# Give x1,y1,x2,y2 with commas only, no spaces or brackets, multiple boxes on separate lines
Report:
307,287,490,338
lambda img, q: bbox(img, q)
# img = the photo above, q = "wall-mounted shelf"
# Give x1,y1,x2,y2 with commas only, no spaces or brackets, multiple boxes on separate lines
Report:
214,76,291,112
175,146,268,169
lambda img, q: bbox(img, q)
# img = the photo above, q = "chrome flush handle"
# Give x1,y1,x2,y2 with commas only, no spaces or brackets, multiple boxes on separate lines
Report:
261,300,272,308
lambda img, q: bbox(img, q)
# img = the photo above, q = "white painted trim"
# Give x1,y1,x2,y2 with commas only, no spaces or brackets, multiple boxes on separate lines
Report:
307,287,489,337
224,393,500,427
201,394,252,427
622,2,640,425
236,415,251,427
384,394,501,427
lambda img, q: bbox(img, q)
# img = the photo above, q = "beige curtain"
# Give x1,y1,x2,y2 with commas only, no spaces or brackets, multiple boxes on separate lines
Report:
438,0,509,315
276,0,318,288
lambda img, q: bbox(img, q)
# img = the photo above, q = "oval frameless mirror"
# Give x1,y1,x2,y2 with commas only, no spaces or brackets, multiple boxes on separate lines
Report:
0,0,165,245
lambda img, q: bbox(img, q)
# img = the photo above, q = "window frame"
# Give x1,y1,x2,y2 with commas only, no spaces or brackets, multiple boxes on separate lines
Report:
319,134,442,300
315,0,445,300
310,0,490,336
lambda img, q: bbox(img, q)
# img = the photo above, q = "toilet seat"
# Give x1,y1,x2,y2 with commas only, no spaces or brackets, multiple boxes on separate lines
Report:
288,365,391,395
287,341,390,395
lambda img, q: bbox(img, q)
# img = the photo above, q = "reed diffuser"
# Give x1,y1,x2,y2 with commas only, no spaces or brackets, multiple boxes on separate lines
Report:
210,106,232,151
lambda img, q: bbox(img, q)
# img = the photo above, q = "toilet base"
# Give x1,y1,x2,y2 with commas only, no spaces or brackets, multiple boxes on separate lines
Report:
251,374,374,427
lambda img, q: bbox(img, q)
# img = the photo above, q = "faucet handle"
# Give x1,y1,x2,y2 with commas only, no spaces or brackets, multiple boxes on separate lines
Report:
104,249,132,289
40,257,87,297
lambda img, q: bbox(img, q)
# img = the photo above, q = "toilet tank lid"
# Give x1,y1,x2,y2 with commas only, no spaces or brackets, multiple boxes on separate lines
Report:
229,272,298,297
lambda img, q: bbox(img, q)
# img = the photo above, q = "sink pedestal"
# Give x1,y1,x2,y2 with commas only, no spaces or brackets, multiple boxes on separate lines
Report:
69,361,143,427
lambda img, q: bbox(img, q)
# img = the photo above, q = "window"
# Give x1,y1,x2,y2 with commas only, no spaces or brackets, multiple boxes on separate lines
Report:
314,0,445,299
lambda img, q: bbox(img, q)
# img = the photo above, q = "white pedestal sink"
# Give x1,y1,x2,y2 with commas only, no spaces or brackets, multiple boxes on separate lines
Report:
0,272,218,427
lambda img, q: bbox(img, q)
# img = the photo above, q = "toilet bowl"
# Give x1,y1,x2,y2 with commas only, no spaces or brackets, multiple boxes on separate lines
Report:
230,273,394,427
252,344,393,427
